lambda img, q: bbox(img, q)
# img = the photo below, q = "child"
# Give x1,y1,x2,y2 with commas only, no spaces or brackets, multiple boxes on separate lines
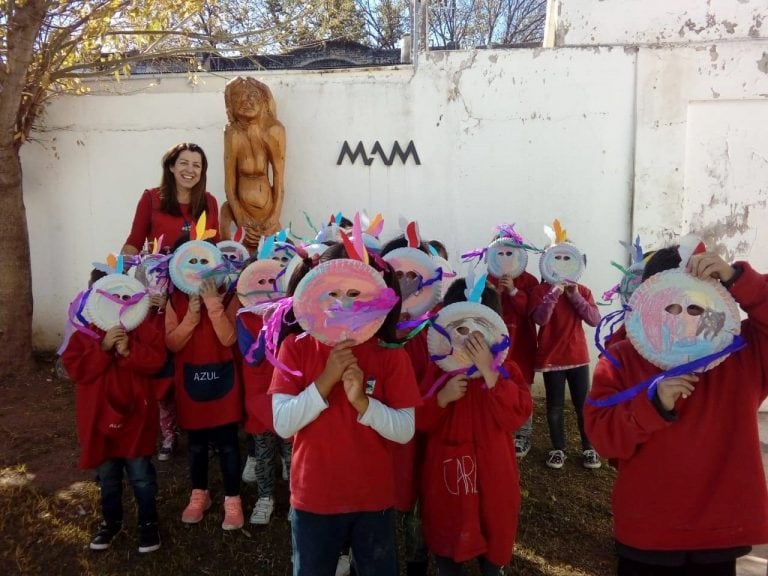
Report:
62,269,166,553
530,227,601,470
585,248,768,575
417,278,532,575
269,243,422,576
166,238,244,530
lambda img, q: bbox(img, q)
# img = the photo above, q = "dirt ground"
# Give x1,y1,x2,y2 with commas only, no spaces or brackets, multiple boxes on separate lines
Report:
0,356,617,576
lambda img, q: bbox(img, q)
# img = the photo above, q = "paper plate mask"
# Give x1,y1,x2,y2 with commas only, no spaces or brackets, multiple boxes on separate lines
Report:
293,259,398,346
282,243,329,294
539,243,585,285
383,247,442,318
237,259,285,307
218,240,249,264
135,254,170,297
485,238,528,279
625,269,741,371
427,301,509,377
169,240,224,295
84,274,150,331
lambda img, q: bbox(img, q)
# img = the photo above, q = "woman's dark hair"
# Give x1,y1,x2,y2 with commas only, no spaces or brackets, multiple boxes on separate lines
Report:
277,242,403,346
442,277,502,316
642,246,681,281
159,143,209,219
381,234,431,256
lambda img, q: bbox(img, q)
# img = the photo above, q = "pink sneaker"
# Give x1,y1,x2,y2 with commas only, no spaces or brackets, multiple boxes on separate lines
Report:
222,495,244,530
181,489,211,524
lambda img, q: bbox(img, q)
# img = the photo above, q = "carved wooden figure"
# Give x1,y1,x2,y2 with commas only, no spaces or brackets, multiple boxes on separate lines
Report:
221,77,286,250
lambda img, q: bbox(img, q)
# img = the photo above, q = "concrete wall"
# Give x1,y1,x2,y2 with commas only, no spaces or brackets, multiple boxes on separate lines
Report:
21,0,768,353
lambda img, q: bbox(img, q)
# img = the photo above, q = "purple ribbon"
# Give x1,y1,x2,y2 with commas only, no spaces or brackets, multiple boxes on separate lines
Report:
587,334,747,408
94,289,149,330
593,305,631,369
258,297,303,377
461,248,488,262
58,289,100,354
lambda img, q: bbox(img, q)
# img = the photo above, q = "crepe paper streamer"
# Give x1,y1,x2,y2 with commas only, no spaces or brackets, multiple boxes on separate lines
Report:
93,289,150,330
261,297,303,377
601,284,621,304
619,235,644,267
588,335,747,408
494,223,525,245
58,289,101,354
461,247,488,263
324,288,398,330
303,211,319,234
593,305,632,369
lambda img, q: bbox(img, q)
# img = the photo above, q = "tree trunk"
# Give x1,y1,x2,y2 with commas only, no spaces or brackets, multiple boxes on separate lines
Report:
0,142,34,377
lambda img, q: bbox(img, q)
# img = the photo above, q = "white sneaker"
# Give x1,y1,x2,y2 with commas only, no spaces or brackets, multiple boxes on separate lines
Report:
249,496,274,525
335,554,351,576
241,456,257,483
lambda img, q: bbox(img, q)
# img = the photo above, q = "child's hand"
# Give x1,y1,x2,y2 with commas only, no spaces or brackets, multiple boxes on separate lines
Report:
101,327,124,352
462,332,499,388
316,340,357,398
342,363,368,415
657,374,699,411
498,274,518,296
149,294,167,310
437,375,468,408
199,278,220,300
564,284,576,295
687,252,735,283
187,294,202,318
115,331,130,357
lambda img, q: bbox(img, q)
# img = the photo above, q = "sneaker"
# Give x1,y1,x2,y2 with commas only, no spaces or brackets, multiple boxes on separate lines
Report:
582,449,602,469
515,436,531,458
89,521,121,550
222,495,244,530
546,449,566,469
335,554,351,576
137,522,161,553
241,455,257,483
181,489,211,524
249,496,274,525
157,444,173,462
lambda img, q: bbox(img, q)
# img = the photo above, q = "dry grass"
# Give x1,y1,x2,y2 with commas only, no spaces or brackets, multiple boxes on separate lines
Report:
0,358,616,575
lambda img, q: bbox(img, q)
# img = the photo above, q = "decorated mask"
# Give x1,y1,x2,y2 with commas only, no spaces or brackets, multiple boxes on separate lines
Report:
383,247,442,318
135,253,170,297
293,259,398,345
486,238,528,279
625,269,741,371
84,274,150,331
237,259,285,307
539,243,585,285
169,240,224,295
427,301,509,378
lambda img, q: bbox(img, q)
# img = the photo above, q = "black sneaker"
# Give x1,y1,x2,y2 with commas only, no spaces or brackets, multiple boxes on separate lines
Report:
89,521,121,550
138,522,161,553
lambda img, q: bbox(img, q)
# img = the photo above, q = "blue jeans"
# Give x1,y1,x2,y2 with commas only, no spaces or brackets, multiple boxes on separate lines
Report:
96,457,157,525
291,508,398,576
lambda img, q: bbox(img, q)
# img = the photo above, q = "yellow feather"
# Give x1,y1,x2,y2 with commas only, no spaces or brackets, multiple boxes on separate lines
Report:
196,212,207,241
553,219,568,244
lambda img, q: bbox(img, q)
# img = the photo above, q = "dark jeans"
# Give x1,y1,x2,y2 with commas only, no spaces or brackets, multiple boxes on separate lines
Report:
617,557,736,576
187,423,240,496
543,365,592,451
96,457,157,526
434,555,505,576
291,508,398,576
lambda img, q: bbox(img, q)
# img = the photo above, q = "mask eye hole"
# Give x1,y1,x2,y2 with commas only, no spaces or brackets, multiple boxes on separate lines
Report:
456,326,470,335
200,258,209,265
328,290,340,298
562,255,571,261
406,271,418,280
665,303,683,315
346,289,361,298
555,255,562,260
257,278,267,285
189,258,199,264
121,294,131,301
687,304,705,317
280,256,290,263
395,271,404,279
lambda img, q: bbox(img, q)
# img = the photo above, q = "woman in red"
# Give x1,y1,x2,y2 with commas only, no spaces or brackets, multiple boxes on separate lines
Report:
122,142,219,255
418,279,532,575
123,142,220,461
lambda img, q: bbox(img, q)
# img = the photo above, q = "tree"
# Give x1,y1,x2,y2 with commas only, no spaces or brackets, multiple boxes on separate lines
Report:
356,0,409,49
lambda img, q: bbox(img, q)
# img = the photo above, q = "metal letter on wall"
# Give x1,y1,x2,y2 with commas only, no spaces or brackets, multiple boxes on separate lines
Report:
337,140,421,166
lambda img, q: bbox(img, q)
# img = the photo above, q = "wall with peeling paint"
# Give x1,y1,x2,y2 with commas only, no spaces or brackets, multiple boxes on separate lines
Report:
553,0,765,46
23,49,636,349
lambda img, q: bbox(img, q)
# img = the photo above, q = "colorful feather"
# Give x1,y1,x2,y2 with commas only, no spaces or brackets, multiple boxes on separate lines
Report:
406,221,420,248
106,253,117,271
340,230,362,262
334,212,343,226
543,225,556,246
553,219,567,244
277,228,288,243
352,213,369,265
258,234,275,261
677,233,706,270
367,213,384,238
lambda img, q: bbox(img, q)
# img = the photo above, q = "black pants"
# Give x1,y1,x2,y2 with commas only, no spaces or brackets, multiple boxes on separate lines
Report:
187,423,240,496
543,365,591,451
617,557,736,576
434,555,505,576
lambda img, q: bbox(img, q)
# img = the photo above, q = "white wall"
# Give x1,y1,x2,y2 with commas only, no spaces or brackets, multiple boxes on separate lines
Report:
23,48,636,349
